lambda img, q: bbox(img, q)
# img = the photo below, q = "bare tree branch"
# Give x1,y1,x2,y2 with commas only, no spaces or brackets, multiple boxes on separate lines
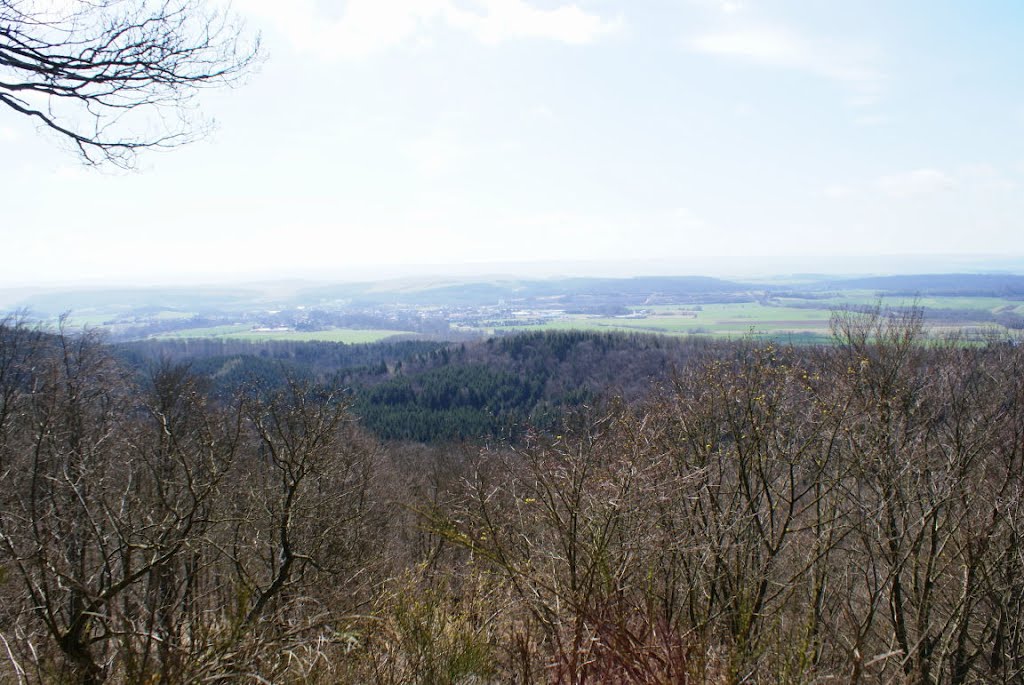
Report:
0,0,260,167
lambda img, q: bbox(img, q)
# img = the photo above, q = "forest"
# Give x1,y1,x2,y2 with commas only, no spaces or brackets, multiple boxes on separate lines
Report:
1,310,1022,684
121,331,710,443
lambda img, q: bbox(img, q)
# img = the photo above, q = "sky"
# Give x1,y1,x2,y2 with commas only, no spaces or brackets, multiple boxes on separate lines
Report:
1,0,1023,286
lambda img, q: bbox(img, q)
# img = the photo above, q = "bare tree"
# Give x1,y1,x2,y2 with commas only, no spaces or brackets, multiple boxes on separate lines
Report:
6,311,1024,683
0,0,259,166
0,323,383,683
422,313,1024,683
0,324,246,683
176,375,385,681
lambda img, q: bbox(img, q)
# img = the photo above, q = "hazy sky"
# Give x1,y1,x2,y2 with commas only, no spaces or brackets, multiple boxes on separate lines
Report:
1,0,1022,285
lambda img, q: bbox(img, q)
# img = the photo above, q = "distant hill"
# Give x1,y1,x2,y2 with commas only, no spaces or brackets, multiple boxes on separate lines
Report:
818,274,1024,296
299,276,756,307
3,276,759,316
9,287,263,315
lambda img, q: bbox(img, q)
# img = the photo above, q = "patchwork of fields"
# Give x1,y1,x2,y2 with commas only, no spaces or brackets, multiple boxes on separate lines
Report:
482,296,1023,342
151,326,413,344
14,278,1024,344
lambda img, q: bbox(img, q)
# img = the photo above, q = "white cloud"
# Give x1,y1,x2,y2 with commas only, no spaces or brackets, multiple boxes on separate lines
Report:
959,163,1016,191
671,206,708,229
833,166,1011,202
877,169,956,198
689,0,744,14
732,102,754,118
235,0,439,60
688,27,882,94
0,126,19,143
854,113,891,127
407,131,468,177
823,184,856,200
446,0,621,46
52,165,92,181
524,104,556,122
236,0,619,60
692,28,798,63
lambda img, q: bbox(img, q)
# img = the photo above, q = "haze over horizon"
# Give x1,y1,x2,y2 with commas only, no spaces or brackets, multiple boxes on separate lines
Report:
2,0,1023,286
4,253,1024,292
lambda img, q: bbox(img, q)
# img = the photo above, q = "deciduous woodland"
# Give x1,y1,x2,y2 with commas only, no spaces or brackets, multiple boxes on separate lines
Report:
1,310,1022,683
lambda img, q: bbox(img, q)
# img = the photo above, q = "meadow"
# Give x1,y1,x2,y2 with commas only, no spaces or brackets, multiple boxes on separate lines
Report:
152,325,412,344
489,296,1021,341
10,277,1024,345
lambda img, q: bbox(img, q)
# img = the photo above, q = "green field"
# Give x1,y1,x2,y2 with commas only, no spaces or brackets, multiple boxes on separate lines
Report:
151,310,197,320
152,326,412,344
27,286,1023,345
780,294,1024,313
222,329,412,344
61,311,121,327
151,324,252,339
490,302,834,337
488,298,1017,341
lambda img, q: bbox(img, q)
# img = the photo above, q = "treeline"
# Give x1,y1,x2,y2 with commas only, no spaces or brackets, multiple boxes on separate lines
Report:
2,312,1024,683
783,301,1024,330
821,273,1024,296
116,337,443,397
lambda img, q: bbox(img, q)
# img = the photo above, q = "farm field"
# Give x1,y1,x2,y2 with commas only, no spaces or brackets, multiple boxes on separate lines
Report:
780,294,1024,312
63,311,122,327
152,325,411,344
221,329,412,344
489,298,1019,341
150,310,197,320
7,275,1023,344
151,324,252,338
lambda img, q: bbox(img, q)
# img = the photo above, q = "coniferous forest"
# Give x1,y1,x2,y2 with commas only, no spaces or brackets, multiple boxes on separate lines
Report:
2,310,1023,684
